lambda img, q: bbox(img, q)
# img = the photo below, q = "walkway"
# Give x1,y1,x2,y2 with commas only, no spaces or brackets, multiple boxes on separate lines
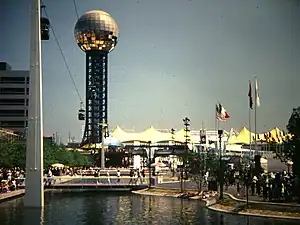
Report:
224,185,300,207
157,180,300,207
0,190,25,203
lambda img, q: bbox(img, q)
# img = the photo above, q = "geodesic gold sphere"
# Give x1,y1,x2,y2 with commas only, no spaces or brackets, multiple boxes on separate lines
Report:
74,10,119,53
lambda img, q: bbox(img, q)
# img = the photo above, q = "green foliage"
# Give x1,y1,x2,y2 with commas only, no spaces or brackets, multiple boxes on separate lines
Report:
185,151,219,191
0,137,91,168
0,138,26,168
277,106,300,177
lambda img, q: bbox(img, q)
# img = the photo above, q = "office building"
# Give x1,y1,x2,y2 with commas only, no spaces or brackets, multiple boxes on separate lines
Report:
0,62,29,134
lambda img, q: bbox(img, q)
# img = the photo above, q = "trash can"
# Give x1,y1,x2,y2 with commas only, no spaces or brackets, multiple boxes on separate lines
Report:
151,177,157,186
208,181,218,191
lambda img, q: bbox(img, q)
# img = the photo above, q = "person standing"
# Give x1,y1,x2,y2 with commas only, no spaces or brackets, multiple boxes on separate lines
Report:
117,170,121,183
106,170,111,184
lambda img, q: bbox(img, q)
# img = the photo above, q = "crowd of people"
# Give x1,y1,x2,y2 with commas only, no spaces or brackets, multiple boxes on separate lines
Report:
224,167,300,202
0,168,25,193
2,163,300,204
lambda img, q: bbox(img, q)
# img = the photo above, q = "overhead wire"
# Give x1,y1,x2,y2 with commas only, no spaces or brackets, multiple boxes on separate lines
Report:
72,0,79,19
41,2,84,104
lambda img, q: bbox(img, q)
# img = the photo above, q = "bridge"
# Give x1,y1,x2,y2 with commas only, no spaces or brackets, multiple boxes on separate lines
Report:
16,177,152,192
104,144,188,157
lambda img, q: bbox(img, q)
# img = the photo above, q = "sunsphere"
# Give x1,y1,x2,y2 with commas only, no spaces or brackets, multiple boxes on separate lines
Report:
74,9,119,168
74,10,119,52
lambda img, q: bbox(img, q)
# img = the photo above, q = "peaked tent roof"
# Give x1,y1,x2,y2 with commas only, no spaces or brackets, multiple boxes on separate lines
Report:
268,127,283,143
112,126,176,143
112,126,142,142
227,127,255,144
135,126,172,143
227,128,238,144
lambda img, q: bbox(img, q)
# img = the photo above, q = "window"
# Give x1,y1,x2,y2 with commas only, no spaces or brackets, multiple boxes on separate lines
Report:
0,77,25,84
0,121,25,128
0,88,26,95
0,99,25,105
0,110,25,117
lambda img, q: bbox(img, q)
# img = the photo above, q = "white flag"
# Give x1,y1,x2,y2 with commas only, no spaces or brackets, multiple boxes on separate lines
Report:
255,78,260,107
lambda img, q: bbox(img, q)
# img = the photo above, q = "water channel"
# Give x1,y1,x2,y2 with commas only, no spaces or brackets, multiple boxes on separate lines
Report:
0,191,297,225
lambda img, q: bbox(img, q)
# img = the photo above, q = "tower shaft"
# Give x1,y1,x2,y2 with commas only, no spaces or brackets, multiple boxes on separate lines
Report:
82,51,108,156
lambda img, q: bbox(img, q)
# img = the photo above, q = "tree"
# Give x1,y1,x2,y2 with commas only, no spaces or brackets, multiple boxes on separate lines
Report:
186,151,219,192
186,152,203,192
0,137,91,168
277,107,300,178
0,138,26,168
43,140,91,168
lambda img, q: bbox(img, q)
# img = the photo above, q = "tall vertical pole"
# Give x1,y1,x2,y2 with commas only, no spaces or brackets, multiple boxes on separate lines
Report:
215,105,217,131
101,123,105,169
218,130,224,200
254,76,258,156
148,141,152,188
24,0,44,207
249,107,252,159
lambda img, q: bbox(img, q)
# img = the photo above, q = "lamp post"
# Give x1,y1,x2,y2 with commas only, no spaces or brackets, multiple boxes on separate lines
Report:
170,128,175,177
200,129,206,191
245,164,250,207
148,141,152,188
218,129,224,200
99,122,108,169
182,117,190,193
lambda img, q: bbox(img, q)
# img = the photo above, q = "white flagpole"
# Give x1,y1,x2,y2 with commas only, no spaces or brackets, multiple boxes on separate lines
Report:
215,104,217,131
254,76,260,156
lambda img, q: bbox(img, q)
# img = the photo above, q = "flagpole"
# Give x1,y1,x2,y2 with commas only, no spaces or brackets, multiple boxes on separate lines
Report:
254,76,258,156
248,80,252,160
215,104,217,131
249,105,252,159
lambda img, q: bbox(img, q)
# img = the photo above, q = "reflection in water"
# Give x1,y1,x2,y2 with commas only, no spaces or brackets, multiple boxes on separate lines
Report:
22,208,44,225
0,192,299,225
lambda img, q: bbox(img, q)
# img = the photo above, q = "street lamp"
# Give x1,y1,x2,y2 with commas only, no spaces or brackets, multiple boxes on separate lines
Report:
245,164,251,207
218,129,224,200
182,117,191,192
148,141,152,188
170,128,175,176
99,122,108,169
200,129,206,190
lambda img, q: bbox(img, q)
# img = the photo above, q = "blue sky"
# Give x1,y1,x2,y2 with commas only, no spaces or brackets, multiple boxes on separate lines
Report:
1,0,300,142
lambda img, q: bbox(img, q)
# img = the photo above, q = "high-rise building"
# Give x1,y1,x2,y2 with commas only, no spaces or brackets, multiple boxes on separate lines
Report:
0,62,29,134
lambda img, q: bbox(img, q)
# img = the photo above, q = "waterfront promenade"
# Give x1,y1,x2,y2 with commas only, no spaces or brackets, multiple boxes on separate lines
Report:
1,176,300,220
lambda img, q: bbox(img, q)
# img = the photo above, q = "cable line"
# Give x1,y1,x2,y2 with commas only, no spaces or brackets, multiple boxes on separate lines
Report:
72,0,79,19
41,3,84,104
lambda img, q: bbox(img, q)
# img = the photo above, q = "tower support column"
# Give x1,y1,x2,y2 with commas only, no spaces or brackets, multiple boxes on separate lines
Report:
82,51,108,167
24,0,44,208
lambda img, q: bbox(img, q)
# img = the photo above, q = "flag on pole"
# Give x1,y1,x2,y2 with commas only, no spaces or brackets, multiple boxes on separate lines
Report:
248,80,253,109
255,78,260,107
216,103,230,121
